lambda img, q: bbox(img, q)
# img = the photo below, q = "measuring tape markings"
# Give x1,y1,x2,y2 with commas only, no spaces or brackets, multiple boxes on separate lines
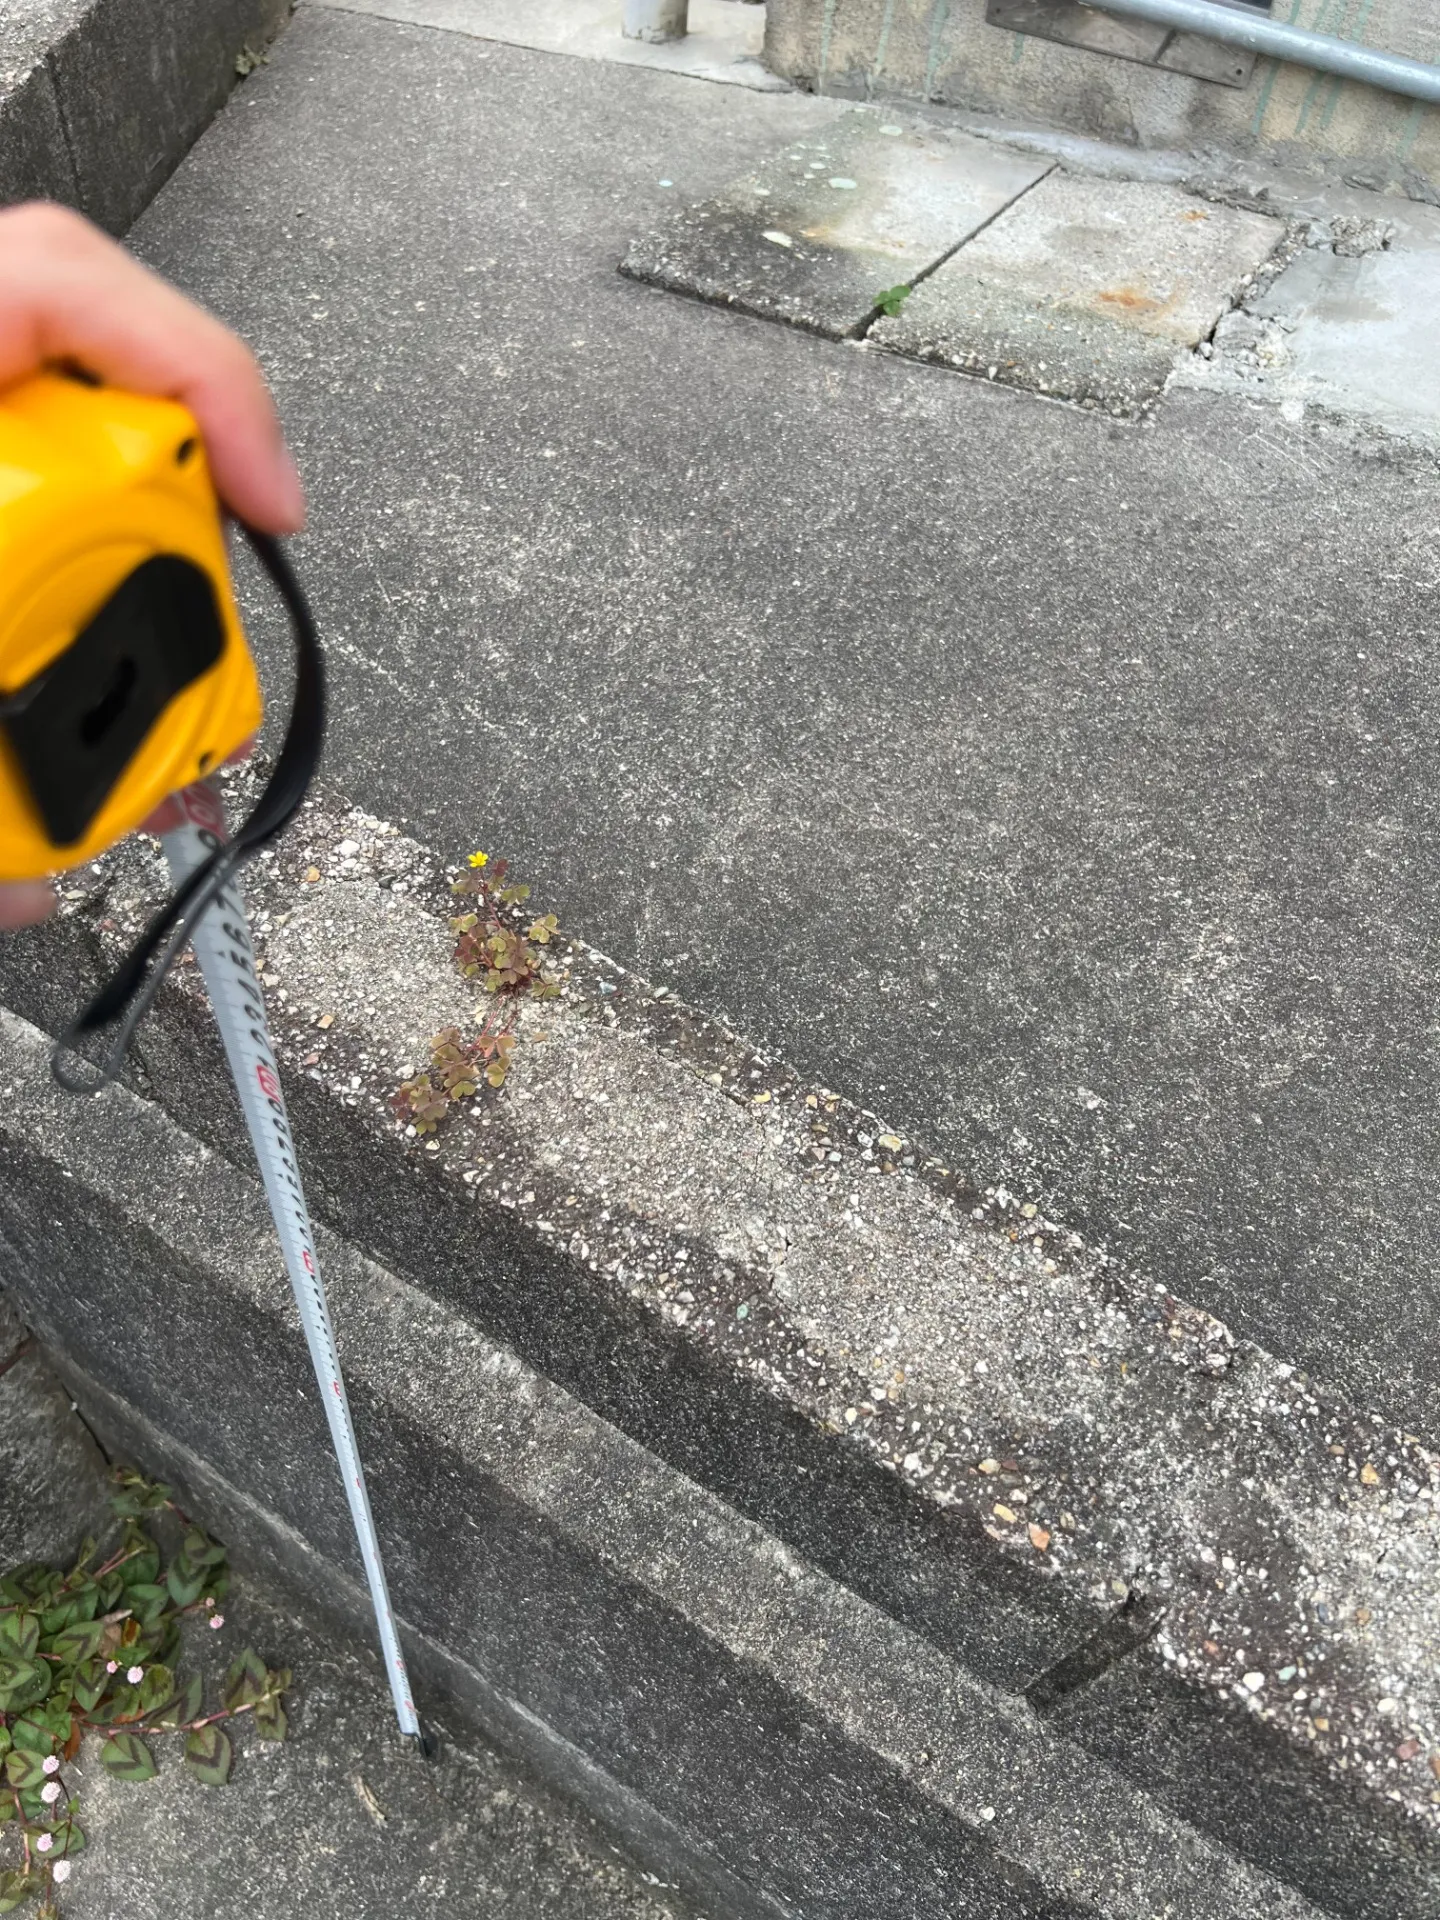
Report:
160,778,420,1740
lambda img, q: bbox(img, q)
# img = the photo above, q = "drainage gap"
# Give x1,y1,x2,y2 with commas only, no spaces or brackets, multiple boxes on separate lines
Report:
1024,1589,1167,1713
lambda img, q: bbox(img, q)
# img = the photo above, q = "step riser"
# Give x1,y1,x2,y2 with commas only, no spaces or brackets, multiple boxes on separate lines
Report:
0,1008,1322,1920
3,787,1434,1916
0,0,290,232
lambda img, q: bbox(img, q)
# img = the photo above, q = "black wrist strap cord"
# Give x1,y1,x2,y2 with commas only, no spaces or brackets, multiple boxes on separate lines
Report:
51,527,323,1094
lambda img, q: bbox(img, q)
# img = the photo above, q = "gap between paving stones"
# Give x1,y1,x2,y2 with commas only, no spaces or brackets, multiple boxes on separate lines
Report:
622,108,1289,413
620,96,1440,439
621,110,1054,340
0,771,1438,1912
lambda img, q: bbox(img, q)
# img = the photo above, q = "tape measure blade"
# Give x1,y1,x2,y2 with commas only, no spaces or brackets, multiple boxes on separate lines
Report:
160,784,420,1740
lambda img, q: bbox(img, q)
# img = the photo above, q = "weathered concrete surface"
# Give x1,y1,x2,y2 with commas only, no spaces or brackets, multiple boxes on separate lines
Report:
0,1330,695,1920
0,999,1338,1919
121,13,1440,1511
325,0,785,91
62,1579,692,1920
763,0,1440,198
623,111,1052,337
0,1288,112,1570
0,0,291,231
0,0,88,206
2,781,1439,1911
1177,218,1440,444
871,169,1282,409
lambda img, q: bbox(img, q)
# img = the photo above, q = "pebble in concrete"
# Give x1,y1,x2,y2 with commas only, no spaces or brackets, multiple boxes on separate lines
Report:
622,111,1052,339
872,172,1283,413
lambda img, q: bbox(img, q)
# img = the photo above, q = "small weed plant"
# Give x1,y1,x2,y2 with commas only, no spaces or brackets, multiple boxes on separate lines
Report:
0,1469,289,1916
392,850,561,1135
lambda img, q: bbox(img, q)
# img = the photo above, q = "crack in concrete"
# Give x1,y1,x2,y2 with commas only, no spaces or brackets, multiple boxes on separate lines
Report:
0,1333,35,1383
1024,1588,1168,1713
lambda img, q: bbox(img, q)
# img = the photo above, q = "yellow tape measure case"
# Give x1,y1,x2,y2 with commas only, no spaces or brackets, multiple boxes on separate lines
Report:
0,373,263,882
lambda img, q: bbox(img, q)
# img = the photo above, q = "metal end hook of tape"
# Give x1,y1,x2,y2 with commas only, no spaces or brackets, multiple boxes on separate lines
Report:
50,527,324,1095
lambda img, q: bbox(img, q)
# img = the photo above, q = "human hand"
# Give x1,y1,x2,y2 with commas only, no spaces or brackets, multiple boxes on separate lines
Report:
0,201,305,928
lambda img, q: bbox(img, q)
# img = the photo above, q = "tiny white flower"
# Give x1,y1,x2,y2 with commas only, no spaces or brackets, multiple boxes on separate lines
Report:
208,1614,225,1630
41,1756,59,1775
105,1660,118,1674
40,1782,61,1805
52,1861,72,1884
203,1597,214,1610
35,1833,53,1853
127,1665,144,1685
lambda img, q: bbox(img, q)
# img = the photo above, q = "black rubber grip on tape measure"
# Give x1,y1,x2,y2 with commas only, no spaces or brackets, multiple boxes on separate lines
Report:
51,527,324,1093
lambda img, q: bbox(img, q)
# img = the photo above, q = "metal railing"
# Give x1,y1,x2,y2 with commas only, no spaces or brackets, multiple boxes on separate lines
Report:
620,0,1440,101
1092,0,1440,103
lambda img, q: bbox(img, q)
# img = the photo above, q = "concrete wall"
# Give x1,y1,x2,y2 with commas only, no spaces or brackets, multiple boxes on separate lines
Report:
764,0,1440,196
0,0,293,233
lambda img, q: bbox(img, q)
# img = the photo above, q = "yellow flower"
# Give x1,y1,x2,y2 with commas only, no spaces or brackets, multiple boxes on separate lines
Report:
468,850,489,869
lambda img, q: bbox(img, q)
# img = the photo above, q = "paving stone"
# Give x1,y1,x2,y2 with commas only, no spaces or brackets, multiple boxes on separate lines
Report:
873,172,1283,414
622,111,1052,339
1244,241,1440,444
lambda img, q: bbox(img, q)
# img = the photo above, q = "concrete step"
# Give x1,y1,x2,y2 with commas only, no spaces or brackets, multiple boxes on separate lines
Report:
0,1306,696,1918
0,1013,1322,1920
0,0,288,232
0,778,1435,1916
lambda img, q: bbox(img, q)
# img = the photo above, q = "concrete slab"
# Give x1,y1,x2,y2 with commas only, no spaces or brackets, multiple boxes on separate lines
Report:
320,0,787,90
115,0,1440,1651
1182,238,1440,447
872,171,1283,411
623,110,1052,337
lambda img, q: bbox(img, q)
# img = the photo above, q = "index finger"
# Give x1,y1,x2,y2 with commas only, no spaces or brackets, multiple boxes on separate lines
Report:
0,203,305,533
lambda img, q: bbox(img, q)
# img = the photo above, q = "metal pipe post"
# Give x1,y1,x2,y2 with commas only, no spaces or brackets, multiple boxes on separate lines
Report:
623,0,688,42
